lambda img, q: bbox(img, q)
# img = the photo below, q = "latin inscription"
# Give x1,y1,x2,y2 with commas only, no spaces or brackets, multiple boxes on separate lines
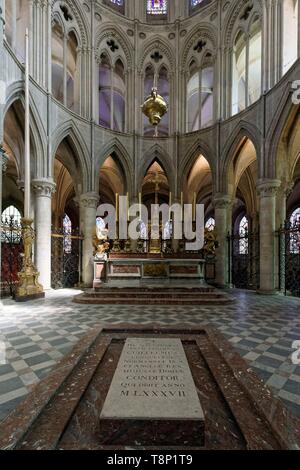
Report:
100,338,204,421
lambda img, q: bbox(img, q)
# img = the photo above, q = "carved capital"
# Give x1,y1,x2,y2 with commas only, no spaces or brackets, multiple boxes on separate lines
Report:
213,194,232,209
257,179,281,198
32,179,56,197
282,180,294,198
80,192,99,209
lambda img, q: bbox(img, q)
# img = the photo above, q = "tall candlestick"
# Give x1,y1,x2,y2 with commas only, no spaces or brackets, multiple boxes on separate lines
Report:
127,192,129,222
24,28,30,220
115,193,119,222
181,192,184,221
193,192,196,222
169,192,172,219
139,192,142,218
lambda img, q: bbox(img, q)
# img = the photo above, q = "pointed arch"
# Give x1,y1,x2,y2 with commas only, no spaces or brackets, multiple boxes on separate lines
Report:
267,84,299,179
4,87,47,179
51,121,90,193
179,138,215,192
96,138,133,195
221,121,261,193
95,24,133,69
138,35,175,72
181,22,217,71
138,144,174,193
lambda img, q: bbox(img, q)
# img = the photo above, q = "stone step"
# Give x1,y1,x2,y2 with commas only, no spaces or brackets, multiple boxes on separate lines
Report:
84,292,224,299
94,287,215,293
73,294,233,305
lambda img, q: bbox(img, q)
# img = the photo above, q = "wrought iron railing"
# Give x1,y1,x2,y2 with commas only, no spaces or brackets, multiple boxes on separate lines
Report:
51,227,83,289
1,216,23,298
228,230,260,290
278,221,300,297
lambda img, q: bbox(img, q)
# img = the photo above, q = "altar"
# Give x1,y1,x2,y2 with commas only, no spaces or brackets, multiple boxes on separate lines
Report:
97,254,206,286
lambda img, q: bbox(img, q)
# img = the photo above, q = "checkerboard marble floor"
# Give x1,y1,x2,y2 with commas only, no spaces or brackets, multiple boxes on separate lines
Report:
1,289,300,424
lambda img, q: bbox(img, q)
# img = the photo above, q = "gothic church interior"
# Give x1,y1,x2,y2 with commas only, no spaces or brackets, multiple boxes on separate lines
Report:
1,0,300,451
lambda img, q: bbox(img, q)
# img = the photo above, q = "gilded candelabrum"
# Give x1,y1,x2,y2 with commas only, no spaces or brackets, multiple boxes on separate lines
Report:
141,87,168,134
15,218,44,300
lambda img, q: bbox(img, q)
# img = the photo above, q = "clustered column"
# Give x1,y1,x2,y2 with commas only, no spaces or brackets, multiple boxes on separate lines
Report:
80,192,99,287
257,179,281,294
213,194,232,288
32,179,56,290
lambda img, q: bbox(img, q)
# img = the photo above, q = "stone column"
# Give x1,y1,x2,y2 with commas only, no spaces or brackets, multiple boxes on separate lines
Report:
32,179,56,290
63,34,68,107
213,194,232,288
0,147,9,286
275,181,294,292
80,192,99,287
257,179,281,294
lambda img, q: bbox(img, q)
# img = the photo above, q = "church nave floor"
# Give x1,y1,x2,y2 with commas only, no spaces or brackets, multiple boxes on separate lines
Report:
1,289,300,423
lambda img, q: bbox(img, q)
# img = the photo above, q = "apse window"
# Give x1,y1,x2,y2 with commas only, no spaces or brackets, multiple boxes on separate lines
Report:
205,217,216,232
147,0,168,16
1,205,21,225
1,206,22,244
63,214,72,254
190,0,210,13
105,0,125,14
239,216,249,255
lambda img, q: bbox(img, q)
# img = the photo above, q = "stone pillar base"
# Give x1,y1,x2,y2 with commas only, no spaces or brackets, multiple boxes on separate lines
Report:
15,292,45,302
93,260,107,288
256,289,278,296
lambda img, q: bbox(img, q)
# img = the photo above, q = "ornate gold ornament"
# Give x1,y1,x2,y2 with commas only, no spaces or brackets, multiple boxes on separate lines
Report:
141,87,168,131
144,263,168,278
203,229,218,256
15,218,44,300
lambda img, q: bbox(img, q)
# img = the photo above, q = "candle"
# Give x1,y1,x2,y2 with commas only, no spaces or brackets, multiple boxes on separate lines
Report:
127,192,129,222
193,192,196,222
181,192,183,221
24,28,30,220
116,193,119,222
139,192,142,217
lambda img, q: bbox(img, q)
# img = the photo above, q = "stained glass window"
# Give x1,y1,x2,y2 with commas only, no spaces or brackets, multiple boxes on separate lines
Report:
1,205,21,225
289,208,300,254
191,0,204,7
205,217,215,232
147,0,168,15
63,214,72,254
1,206,22,244
239,216,249,255
110,0,124,5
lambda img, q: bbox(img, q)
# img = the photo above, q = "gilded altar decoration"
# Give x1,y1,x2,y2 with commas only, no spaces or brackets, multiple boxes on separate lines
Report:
203,228,218,256
15,218,44,300
93,217,110,260
144,263,168,277
141,87,168,129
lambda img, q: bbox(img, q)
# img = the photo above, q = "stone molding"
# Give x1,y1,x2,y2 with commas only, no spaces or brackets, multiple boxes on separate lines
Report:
257,179,281,198
32,179,56,198
80,192,99,209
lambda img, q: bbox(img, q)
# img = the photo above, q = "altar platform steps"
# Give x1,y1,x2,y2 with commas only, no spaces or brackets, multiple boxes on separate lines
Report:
73,287,233,305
